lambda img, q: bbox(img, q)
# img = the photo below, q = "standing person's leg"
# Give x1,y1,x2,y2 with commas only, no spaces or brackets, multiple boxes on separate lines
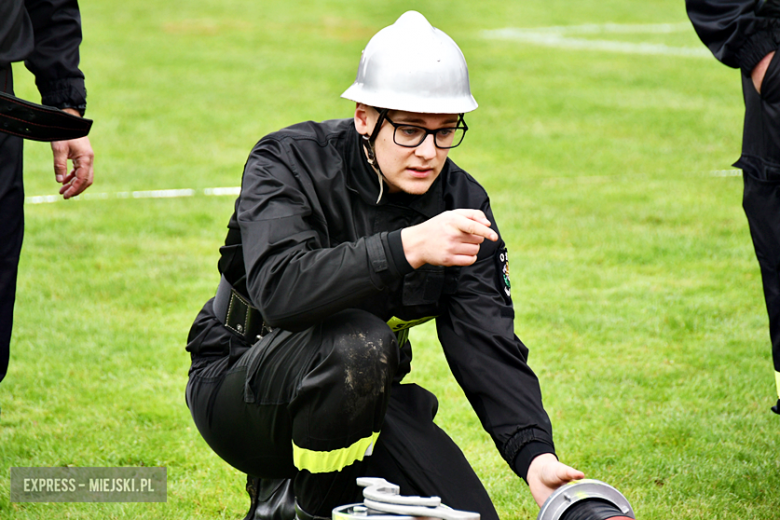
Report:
186,305,400,519
0,64,24,385
742,168,780,413
740,66,780,414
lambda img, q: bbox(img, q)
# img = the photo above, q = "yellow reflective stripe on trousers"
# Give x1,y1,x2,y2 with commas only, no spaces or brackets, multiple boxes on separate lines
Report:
775,371,780,399
293,431,380,474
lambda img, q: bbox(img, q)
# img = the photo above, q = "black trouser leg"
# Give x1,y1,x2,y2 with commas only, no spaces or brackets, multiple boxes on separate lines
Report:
0,64,24,384
364,383,500,520
743,169,780,410
187,306,399,516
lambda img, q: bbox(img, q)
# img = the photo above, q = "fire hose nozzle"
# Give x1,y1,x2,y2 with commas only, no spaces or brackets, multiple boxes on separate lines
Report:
537,479,635,520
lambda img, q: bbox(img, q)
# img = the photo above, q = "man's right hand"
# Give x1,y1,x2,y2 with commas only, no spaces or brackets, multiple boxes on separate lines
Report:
401,209,498,269
752,51,775,94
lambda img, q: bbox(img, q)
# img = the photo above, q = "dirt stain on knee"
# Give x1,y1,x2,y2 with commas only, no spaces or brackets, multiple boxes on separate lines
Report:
340,333,390,421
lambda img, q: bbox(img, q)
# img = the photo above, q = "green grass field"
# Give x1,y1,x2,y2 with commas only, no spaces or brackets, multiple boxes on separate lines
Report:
1,1,777,519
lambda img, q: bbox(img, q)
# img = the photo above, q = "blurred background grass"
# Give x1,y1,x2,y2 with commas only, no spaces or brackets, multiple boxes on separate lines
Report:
1,1,776,519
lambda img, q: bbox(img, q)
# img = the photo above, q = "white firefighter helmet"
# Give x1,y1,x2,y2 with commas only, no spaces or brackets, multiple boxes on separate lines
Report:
341,11,478,114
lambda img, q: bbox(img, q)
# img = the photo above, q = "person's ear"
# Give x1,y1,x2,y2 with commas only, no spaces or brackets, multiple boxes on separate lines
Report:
354,103,371,135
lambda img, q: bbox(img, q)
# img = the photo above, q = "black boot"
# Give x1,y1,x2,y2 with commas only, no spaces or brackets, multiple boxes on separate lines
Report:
244,476,296,520
294,501,331,520
772,399,780,415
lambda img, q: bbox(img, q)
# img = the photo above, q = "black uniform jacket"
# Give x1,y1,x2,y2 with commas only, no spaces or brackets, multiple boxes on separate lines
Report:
0,0,86,112
206,118,556,480
688,1,780,170
687,0,780,74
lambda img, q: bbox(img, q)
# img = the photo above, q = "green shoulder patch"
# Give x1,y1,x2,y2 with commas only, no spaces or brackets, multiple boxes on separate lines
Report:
495,247,511,304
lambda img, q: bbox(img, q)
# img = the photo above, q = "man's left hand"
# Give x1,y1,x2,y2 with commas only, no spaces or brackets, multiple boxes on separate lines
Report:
526,453,585,507
51,108,94,199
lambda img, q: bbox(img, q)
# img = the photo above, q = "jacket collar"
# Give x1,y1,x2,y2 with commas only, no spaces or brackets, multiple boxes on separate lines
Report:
344,122,445,218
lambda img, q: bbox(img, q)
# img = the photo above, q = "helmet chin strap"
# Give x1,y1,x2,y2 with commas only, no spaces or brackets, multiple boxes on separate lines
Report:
361,108,389,204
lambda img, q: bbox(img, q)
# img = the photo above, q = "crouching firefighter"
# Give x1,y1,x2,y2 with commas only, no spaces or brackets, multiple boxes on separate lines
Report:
185,11,584,520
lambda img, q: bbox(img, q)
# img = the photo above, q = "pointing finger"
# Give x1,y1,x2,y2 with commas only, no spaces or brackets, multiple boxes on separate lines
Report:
457,217,497,242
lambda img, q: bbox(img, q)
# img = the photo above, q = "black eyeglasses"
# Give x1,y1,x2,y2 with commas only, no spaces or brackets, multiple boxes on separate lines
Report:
383,113,468,149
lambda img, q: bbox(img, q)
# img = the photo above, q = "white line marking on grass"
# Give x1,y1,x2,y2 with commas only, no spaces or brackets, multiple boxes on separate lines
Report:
204,187,242,196
483,22,711,58
710,169,741,177
491,22,693,35
25,170,739,206
26,186,241,205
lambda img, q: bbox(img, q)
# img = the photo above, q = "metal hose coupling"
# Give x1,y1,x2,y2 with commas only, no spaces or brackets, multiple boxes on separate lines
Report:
537,479,635,520
332,478,479,520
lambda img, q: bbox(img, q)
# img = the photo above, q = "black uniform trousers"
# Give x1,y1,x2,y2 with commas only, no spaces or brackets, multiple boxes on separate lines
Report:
738,51,780,406
186,299,499,520
0,64,24,384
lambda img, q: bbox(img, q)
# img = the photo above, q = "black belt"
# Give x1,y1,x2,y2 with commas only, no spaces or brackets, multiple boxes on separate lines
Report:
0,91,92,142
213,276,271,344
